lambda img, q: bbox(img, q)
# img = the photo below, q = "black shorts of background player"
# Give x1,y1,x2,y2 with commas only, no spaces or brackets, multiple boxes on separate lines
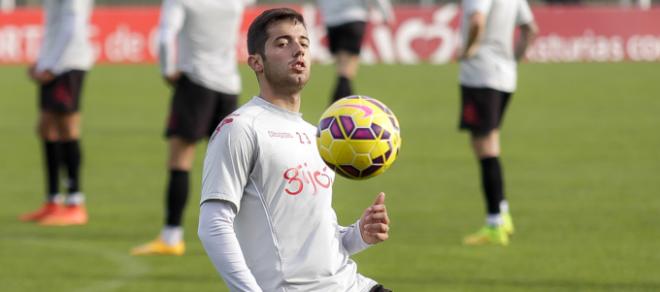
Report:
165,75,238,141
459,86,512,136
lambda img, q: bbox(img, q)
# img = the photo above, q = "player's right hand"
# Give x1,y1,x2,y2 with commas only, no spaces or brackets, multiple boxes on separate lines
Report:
164,71,182,87
28,65,55,84
359,192,390,245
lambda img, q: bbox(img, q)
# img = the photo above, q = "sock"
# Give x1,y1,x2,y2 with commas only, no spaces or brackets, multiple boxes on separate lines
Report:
65,192,85,206
486,213,503,227
43,141,62,200
331,75,353,102
61,140,82,194
161,225,184,246
500,200,510,214
165,170,189,227
480,157,505,216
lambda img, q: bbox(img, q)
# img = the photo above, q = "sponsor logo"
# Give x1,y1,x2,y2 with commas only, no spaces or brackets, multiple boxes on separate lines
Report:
283,163,332,196
268,130,294,139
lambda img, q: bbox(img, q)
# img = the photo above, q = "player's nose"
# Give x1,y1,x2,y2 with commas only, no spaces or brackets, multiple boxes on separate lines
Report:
292,42,305,57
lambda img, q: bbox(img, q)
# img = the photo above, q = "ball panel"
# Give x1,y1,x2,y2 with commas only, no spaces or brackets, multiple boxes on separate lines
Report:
361,164,383,177
352,154,372,171
329,119,344,139
332,140,356,165
339,115,355,137
340,165,360,178
351,128,375,140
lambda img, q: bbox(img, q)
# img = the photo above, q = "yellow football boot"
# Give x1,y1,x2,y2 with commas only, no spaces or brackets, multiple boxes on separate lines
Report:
463,225,509,246
131,237,185,256
502,212,515,235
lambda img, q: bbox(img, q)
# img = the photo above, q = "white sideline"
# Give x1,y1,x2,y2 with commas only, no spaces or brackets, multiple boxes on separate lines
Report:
15,238,149,292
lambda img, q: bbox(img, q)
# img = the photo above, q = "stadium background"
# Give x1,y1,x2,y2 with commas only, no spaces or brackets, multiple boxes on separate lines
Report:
1,0,659,291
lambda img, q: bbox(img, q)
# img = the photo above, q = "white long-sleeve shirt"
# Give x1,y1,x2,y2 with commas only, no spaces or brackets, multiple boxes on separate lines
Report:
36,0,94,74
317,0,394,27
460,0,535,92
199,97,375,292
157,0,244,94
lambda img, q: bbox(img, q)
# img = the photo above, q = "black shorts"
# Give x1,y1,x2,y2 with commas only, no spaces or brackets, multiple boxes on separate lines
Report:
370,284,392,292
459,85,512,136
165,75,238,142
39,70,86,113
327,21,367,55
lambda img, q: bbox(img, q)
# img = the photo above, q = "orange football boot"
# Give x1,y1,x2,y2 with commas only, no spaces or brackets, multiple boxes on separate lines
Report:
39,204,88,226
19,202,62,222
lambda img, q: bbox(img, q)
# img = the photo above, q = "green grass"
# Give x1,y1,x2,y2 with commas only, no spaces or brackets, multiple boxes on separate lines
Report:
1,62,659,291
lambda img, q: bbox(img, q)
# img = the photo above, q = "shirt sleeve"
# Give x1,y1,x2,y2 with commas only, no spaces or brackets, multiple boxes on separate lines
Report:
462,0,492,16
157,0,184,76
339,219,371,255
370,0,395,22
198,200,263,292
36,0,79,72
201,116,256,212
516,0,535,25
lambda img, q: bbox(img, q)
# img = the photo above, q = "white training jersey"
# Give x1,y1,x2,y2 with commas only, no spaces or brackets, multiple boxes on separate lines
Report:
36,0,94,74
158,0,244,94
460,0,534,92
201,97,376,291
317,0,393,27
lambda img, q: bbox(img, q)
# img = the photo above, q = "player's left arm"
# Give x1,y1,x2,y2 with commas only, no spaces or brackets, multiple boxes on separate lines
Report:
157,0,185,86
460,11,486,60
370,0,396,25
514,0,539,61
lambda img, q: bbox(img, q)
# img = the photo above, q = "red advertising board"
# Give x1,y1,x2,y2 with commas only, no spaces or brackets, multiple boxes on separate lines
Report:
1,5,659,64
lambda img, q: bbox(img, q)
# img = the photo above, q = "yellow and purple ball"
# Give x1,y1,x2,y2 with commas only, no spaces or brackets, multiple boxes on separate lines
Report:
316,95,401,180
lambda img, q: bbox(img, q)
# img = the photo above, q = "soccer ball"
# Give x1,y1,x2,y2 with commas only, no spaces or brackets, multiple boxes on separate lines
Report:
316,95,401,179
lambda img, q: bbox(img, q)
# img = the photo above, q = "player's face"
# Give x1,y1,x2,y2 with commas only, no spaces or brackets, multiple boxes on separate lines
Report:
262,20,310,91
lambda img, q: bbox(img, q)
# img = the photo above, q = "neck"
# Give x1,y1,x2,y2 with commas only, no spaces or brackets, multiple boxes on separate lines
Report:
258,85,302,113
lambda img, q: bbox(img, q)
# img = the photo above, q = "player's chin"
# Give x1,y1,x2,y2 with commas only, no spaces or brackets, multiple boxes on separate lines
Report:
294,73,310,85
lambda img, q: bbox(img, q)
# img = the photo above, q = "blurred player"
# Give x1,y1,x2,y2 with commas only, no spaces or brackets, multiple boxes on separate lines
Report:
131,0,248,256
458,0,538,245
317,0,394,103
19,0,94,226
198,8,392,291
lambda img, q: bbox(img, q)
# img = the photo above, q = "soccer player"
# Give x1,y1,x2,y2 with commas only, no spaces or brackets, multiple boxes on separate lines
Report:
19,0,94,226
198,8,392,291
131,0,247,256
458,0,538,245
317,0,394,103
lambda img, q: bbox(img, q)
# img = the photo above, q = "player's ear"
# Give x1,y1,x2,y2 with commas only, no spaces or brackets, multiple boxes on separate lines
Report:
248,54,263,73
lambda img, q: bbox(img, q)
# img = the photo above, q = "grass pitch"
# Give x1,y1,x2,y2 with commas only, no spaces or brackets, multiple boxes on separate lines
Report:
1,62,659,291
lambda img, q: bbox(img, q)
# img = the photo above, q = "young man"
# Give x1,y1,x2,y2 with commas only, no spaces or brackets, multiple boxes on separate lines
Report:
198,8,392,292
131,0,247,256
19,0,94,226
317,0,394,103
458,0,538,245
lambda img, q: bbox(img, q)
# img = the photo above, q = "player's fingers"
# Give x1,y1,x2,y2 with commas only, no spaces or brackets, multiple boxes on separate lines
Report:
371,192,385,206
367,212,389,224
369,204,386,213
374,232,389,241
366,223,389,234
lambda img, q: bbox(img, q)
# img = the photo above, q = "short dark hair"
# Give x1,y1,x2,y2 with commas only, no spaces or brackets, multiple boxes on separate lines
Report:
247,8,306,57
